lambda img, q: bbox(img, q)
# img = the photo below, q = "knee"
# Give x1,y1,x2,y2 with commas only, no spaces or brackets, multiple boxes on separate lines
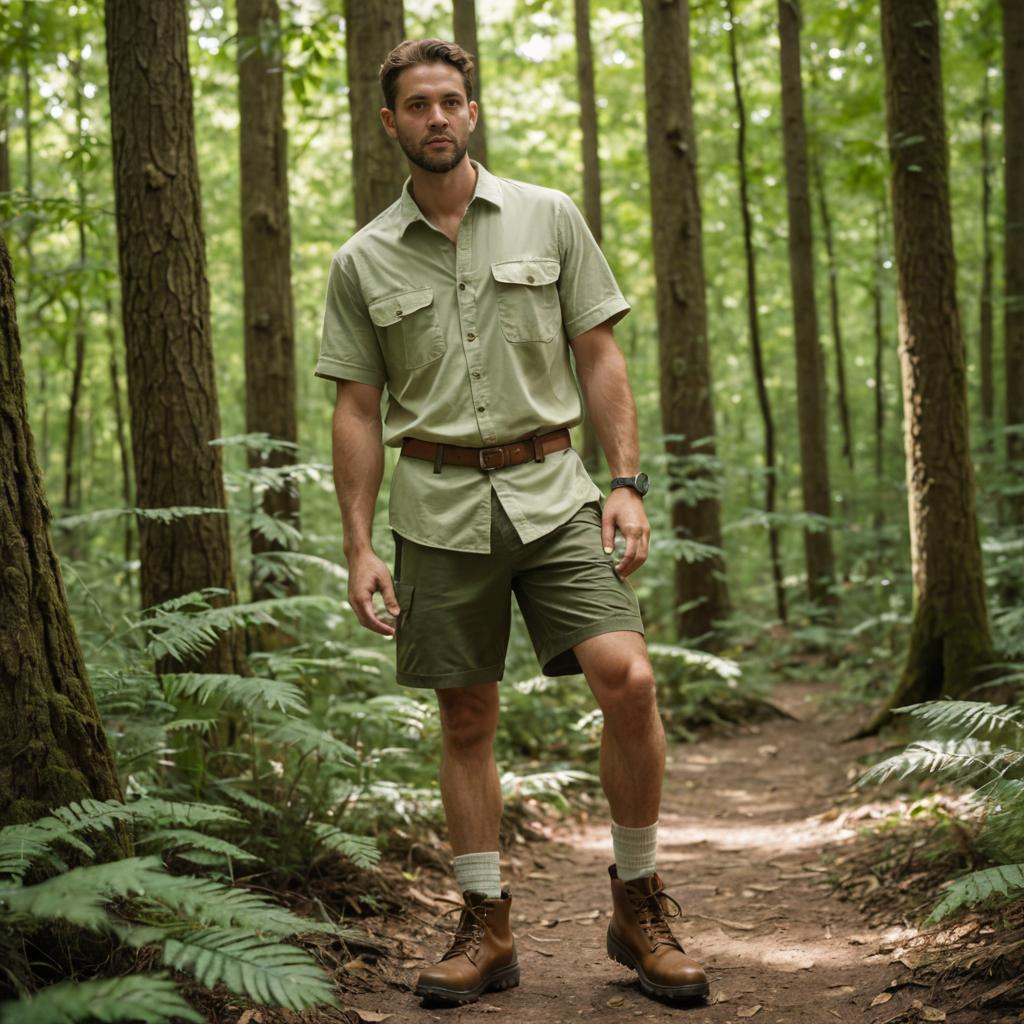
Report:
437,688,498,754
595,658,658,717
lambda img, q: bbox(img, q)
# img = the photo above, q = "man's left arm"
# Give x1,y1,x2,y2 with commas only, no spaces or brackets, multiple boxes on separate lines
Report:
570,321,650,577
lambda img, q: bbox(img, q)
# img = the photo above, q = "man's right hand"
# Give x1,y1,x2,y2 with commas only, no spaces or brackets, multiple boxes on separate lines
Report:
346,550,402,636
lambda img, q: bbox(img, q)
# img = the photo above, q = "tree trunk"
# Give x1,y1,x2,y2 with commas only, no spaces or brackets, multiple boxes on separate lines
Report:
64,33,88,523
1004,0,1024,524
641,0,729,645
872,201,887,536
860,0,993,735
979,73,995,437
452,0,487,167
777,0,836,609
0,233,126,828
345,0,406,228
238,0,299,605
811,150,853,470
105,0,246,676
726,0,786,623
574,0,602,476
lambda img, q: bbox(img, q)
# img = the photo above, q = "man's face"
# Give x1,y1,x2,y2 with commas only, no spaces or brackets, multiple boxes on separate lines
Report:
381,62,477,174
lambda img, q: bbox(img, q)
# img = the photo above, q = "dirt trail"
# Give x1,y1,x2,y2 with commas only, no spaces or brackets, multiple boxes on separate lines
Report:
340,679,985,1024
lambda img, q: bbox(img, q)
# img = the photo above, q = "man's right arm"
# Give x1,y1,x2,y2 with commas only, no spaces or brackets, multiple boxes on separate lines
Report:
332,379,401,636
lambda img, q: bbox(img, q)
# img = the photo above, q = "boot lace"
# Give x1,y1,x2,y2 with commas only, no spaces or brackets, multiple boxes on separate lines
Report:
437,901,489,965
628,883,685,953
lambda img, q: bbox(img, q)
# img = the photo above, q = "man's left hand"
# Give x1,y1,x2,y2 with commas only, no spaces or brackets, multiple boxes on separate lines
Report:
601,487,650,577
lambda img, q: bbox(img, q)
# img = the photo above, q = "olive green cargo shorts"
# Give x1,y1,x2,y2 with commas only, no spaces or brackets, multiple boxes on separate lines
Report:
390,490,645,689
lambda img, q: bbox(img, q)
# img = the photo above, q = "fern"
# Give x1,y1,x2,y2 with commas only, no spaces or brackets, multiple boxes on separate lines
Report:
856,738,1016,788
160,672,308,716
263,719,358,762
136,829,260,865
162,928,337,1011
928,864,1024,922
0,973,203,1024
309,824,381,869
896,700,1024,740
648,643,742,680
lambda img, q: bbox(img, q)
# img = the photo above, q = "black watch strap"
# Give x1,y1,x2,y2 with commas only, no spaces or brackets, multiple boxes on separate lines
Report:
609,472,650,497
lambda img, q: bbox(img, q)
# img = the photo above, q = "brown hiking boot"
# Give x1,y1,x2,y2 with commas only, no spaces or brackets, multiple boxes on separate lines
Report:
607,865,710,1002
414,889,520,1005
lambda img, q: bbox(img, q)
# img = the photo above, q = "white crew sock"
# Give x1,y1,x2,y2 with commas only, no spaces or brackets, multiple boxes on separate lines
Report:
453,851,502,898
611,820,658,882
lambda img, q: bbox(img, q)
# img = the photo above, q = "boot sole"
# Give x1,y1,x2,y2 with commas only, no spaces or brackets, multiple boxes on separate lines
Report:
607,930,710,1003
414,960,521,1006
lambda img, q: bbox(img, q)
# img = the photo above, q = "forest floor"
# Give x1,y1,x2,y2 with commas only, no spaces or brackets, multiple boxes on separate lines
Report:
306,678,1024,1024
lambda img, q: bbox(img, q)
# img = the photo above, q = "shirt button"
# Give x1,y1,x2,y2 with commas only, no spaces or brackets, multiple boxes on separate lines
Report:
467,332,476,341
526,275,535,284
477,405,485,412
471,371,481,379
458,282,466,291
395,308,402,316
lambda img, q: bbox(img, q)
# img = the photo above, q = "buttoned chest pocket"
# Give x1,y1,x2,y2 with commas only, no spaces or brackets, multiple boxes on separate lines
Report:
368,288,447,370
491,258,562,343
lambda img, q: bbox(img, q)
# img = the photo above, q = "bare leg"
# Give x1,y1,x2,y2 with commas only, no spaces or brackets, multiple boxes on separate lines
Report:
435,681,503,854
573,631,665,827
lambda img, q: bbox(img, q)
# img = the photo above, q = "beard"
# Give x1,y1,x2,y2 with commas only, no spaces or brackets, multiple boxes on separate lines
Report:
396,128,468,174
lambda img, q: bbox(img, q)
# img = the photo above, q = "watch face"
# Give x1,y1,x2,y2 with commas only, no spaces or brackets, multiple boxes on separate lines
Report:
635,472,650,495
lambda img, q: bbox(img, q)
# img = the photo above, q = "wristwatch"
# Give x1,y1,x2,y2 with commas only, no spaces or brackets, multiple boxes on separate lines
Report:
610,472,650,498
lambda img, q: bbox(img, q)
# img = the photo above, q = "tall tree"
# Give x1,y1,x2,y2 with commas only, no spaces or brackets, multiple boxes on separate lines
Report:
726,0,786,623
777,0,836,609
863,0,992,732
574,0,602,475
1004,0,1024,524
811,150,853,470
345,0,406,228
452,0,487,167
238,0,299,603
641,0,729,644
979,68,996,437
0,233,125,828
105,0,246,675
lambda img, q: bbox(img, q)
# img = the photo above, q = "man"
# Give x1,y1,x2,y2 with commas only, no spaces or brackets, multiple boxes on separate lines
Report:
316,38,709,1008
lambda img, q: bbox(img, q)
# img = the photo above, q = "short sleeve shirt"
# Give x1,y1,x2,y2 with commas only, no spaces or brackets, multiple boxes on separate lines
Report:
315,162,630,554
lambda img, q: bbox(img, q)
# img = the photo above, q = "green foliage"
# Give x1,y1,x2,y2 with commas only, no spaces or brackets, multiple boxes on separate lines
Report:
858,699,1024,921
0,973,204,1024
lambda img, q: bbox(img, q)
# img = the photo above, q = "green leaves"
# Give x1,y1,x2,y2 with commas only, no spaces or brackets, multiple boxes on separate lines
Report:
928,864,1024,922
0,974,204,1024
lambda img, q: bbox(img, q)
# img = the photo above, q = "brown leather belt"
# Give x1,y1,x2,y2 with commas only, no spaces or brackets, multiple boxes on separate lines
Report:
401,427,571,473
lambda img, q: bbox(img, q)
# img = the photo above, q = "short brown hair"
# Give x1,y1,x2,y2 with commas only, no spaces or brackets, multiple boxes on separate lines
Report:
379,38,476,111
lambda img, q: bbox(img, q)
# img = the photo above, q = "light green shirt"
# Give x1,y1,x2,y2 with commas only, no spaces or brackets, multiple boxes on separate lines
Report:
315,162,630,553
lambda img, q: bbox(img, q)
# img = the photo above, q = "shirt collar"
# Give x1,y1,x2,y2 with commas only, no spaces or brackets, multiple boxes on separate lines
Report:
398,160,503,235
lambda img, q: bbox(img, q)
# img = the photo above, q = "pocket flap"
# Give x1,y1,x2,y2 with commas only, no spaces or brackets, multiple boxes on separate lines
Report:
490,258,560,287
368,288,434,327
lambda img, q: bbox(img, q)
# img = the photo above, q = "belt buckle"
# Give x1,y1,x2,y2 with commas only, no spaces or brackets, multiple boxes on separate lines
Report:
479,445,507,471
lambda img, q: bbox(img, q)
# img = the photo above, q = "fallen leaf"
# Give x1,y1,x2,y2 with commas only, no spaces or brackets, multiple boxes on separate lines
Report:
346,1011,393,1023
746,883,781,893
236,1012,262,1024
526,872,555,880
527,946,554,957
577,909,601,920
526,933,561,943
607,995,625,1007
920,1009,946,1022
737,1006,762,1018
400,959,421,969
477,1003,501,1013
870,992,893,1006
710,991,731,1004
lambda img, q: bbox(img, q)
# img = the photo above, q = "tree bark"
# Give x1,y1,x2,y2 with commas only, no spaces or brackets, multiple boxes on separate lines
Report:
777,0,836,609
0,232,125,827
641,0,729,644
1004,0,1024,524
452,0,487,167
726,0,786,623
574,0,602,476
345,0,406,228
872,201,887,536
105,0,246,675
811,150,853,470
860,0,993,734
238,0,299,604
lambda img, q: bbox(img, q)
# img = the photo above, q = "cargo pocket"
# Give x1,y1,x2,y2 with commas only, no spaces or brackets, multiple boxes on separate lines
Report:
368,288,446,369
491,257,562,343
